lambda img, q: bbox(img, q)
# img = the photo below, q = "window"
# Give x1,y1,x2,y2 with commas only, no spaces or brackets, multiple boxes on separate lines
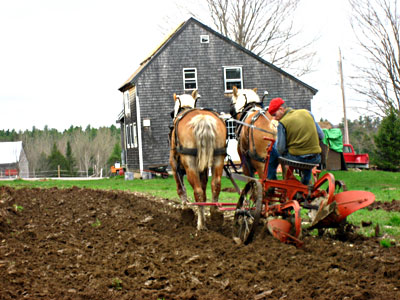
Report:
132,123,138,148
226,119,236,139
343,146,351,153
183,68,197,90
224,66,243,92
124,91,130,116
125,124,131,149
200,35,209,43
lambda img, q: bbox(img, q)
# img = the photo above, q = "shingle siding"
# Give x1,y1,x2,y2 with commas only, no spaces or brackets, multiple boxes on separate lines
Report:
119,18,316,172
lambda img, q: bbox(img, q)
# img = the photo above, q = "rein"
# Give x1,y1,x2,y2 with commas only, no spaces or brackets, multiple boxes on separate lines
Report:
234,107,274,165
232,118,275,135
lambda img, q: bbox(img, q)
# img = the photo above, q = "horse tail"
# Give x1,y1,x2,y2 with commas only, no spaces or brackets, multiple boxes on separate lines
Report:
188,114,217,171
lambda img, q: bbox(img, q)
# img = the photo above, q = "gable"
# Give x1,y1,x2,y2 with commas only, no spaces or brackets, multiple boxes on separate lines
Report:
0,141,23,164
119,17,317,95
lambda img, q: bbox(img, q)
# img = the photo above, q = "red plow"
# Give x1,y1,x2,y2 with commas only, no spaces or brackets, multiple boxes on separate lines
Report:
231,138,375,247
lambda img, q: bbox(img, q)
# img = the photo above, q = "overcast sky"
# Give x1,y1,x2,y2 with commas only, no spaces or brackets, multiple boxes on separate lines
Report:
0,0,357,132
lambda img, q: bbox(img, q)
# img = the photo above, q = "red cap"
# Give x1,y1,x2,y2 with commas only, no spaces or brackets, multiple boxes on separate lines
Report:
268,98,285,115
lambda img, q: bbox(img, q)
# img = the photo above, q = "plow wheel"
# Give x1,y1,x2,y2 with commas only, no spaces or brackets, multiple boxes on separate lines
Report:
232,180,263,245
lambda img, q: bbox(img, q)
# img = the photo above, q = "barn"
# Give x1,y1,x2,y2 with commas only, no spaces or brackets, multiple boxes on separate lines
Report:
0,141,29,178
117,17,317,175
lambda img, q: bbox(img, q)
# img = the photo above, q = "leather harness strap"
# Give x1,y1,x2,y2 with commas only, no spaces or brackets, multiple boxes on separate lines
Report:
234,104,274,165
172,107,227,157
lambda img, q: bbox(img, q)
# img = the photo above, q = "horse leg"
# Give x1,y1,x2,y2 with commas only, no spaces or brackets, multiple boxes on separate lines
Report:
238,149,252,177
199,169,208,202
171,162,188,206
211,161,223,203
186,169,207,230
210,160,224,227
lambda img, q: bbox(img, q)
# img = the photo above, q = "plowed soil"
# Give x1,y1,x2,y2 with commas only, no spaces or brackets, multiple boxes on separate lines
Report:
0,186,399,300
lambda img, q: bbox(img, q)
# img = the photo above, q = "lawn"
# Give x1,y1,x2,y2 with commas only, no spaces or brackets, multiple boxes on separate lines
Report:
1,169,399,243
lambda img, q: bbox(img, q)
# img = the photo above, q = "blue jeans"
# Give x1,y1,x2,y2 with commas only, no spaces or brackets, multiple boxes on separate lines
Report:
267,144,321,185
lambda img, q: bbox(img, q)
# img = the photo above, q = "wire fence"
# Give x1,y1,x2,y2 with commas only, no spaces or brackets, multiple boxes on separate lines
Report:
0,168,109,179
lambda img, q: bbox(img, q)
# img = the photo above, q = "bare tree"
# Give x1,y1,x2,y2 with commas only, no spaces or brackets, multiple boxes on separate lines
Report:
349,0,400,117
91,128,117,177
71,130,92,177
21,131,54,177
185,0,316,76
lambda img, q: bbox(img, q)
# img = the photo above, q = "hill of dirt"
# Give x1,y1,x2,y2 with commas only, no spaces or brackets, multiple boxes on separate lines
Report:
0,186,399,300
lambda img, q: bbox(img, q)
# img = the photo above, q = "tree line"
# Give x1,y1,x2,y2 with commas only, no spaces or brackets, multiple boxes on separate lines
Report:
330,111,400,171
0,125,122,177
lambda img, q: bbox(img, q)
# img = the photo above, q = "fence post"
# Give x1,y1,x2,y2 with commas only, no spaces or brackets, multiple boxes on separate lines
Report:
58,165,60,178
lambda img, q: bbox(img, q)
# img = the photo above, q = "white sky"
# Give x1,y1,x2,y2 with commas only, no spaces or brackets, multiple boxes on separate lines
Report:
0,0,358,132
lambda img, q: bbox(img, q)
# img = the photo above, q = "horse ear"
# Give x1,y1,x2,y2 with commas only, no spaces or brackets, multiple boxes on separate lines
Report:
233,86,238,96
191,89,198,99
173,93,177,102
253,88,258,93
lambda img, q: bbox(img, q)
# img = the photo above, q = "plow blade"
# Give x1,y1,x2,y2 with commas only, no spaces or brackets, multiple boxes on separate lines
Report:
310,190,375,229
267,219,304,247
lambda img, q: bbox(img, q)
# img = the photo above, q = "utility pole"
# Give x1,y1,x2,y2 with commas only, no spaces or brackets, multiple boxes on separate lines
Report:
339,48,350,144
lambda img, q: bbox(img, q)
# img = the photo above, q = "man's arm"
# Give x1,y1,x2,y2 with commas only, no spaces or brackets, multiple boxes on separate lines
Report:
276,123,287,155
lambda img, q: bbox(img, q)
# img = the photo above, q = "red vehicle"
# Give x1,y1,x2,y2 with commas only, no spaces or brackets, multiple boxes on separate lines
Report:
343,144,369,169
5,169,18,176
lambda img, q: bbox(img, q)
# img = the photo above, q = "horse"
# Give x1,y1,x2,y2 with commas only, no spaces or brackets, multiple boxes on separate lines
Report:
169,90,227,230
230,86,276,178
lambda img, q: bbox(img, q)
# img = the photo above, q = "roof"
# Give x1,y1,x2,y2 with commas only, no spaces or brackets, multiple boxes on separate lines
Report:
119,17,317,94
0,141,24,164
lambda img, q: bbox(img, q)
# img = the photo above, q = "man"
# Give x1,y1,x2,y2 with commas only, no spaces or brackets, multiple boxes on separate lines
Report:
267,98,324,185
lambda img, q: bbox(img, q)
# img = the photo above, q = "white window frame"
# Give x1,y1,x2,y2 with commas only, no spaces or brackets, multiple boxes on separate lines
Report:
224,66,243,92
183,68,198,91
125,124,131,149
124,91,131,116
226,119,236,140
132,123,138,148
200,35,209,43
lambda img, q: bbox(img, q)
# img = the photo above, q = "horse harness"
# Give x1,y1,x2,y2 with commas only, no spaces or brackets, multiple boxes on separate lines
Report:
235,104,275,164
171,107,227,157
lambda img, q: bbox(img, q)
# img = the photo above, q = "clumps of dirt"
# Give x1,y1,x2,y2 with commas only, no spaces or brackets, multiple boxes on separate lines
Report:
367,199,400,212
0,185,399,300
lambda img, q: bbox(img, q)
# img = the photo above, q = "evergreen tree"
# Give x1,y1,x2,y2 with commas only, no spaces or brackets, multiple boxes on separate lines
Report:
47,143,69,177
107,143,122,168
373,110,400,171
65,141,76,176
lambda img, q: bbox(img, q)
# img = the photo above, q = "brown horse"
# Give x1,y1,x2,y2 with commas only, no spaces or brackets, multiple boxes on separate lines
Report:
230,86,276,178
169,90,227,230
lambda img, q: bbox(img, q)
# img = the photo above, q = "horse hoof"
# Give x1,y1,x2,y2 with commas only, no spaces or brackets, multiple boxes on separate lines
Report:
197,225,208,231
181,208,195,226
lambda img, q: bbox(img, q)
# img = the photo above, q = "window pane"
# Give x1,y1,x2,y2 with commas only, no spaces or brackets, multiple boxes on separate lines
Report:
185,72,195,79
227,81,241,90
226,120,236,139
226,68,241,79
185,80,197,89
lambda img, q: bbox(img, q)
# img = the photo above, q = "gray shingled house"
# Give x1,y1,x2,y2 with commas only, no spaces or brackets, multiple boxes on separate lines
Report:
117,17,317,176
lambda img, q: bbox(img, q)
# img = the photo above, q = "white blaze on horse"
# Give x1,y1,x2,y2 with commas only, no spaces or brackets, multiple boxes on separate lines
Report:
230,86,276,178
169,90,227,230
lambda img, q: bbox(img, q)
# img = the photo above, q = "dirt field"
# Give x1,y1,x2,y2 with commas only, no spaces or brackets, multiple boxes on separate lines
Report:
0,186,399,300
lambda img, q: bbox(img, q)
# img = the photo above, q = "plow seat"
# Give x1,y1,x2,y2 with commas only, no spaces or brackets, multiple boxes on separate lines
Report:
278,157,318,170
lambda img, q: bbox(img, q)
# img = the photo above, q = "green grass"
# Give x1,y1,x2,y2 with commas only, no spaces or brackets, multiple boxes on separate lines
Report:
323,169,400,202
0,176,246,203
1,169,400,243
